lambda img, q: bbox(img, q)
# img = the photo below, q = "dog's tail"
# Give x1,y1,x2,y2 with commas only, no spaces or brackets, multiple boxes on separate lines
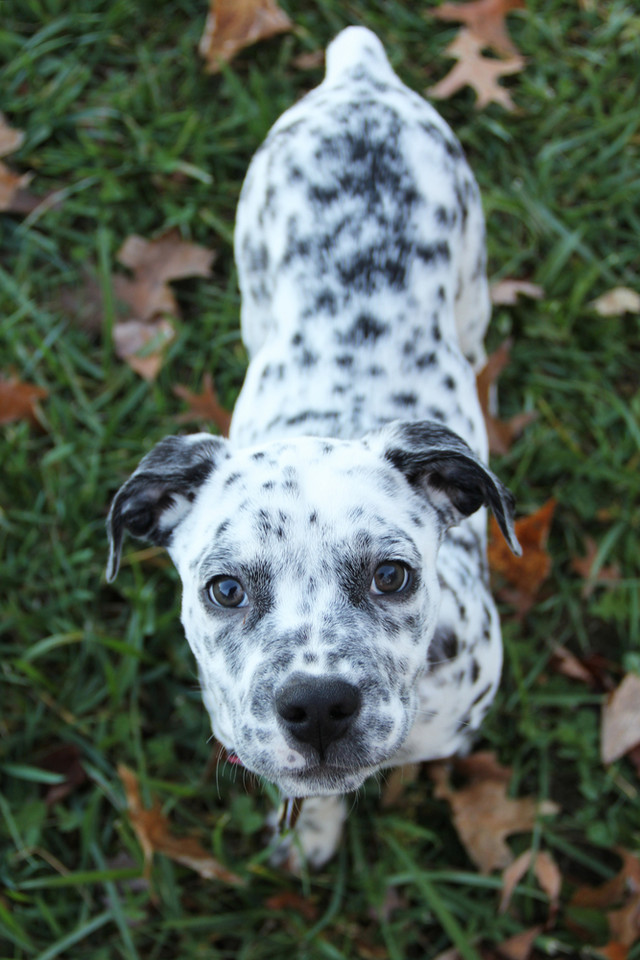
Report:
324,26,397,86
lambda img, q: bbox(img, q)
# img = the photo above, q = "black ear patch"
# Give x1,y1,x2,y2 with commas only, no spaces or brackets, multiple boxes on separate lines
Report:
106,434,230,582
370,420,521,555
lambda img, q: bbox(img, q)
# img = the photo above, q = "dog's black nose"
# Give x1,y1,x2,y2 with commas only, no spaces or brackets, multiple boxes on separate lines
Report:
275,675,361,760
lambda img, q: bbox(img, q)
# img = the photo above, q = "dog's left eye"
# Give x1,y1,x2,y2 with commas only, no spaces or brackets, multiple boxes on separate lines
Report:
206,576,248,609
371,561,412,595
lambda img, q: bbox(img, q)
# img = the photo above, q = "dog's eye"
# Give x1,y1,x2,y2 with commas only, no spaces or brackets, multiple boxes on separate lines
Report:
371,561,411,595
206,576,248,609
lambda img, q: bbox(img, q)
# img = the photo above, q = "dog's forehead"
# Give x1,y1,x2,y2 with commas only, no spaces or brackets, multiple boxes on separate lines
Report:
177,435,421,567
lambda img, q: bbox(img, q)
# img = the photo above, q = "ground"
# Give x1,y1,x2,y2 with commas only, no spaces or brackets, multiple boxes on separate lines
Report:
1,1,639,958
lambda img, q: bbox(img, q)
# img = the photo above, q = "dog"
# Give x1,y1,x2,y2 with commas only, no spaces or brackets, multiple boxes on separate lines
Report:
106,26,520,868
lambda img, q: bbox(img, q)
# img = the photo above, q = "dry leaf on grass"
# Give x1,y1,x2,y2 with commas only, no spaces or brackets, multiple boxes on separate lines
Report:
589,287,640,317
496,926,543,960
477,339,537,455
488,498,556,609
113,319,176,381
428,29,525,111
499,849,561,920
199,0,293,73
116,229,215,322
601,674,640,765
490,279,544,305
429,758,559,873
118,765,244,885
570,849,640,956
0,376,48,426
431,0,526,57
173,372,232,436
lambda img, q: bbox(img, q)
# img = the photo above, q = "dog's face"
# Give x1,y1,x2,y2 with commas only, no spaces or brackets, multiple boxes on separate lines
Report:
107,421,518,796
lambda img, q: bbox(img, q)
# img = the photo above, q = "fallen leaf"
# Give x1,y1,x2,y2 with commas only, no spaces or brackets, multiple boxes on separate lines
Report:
292,49,325,70
116,229,215,322
589,287,640,317
477,340,537,455
0,113,25,156
490,279,544,305
601,674,640,765
599,944,629,960
488,499,556,611
199,0,293,73
431,0,526,57
173,372,232,436
113,319,176,381
453,750,513,783
380,762,420,807
549,645,599,687
264,889,318,921
429,758,559,873
118,765,244,885
608,895,640,949
496,926,543,960
500,849,561,920
0,375,48,426
570,849,640,955
428,29,525,111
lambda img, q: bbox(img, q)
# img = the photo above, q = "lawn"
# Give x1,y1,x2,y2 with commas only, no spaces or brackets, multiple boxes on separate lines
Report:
1,1,639,958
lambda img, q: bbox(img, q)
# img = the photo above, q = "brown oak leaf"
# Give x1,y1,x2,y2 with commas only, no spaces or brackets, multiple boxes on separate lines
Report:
199,0,293,73
431,0,526,58
428,29,525,111
173,372,232,436
477,339,537,455
601,674,640,766
499,849,561,921
118,765,244,885
0,376,48,426
428,757,559,873
113,319,176,381
115,229,215,323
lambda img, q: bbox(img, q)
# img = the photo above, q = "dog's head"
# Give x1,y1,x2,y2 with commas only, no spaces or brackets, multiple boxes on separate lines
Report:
107,421,519,796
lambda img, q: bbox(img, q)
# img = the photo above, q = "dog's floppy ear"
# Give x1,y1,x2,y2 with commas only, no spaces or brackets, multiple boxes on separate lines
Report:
106,433,230,583
366,420,521,555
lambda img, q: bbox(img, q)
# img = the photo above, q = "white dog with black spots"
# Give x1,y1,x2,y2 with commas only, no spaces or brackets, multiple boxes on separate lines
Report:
107,26,520,869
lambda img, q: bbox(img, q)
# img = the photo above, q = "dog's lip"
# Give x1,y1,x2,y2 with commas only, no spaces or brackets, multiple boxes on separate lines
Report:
225,751,244,766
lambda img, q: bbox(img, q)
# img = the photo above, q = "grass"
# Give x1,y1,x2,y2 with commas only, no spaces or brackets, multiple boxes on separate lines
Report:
1,0,639,957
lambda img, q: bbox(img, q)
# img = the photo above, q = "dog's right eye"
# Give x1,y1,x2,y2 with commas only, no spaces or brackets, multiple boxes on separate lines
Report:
206,576,248,609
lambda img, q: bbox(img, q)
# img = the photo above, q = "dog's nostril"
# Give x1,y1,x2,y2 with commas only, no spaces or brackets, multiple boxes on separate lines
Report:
280,704,307,724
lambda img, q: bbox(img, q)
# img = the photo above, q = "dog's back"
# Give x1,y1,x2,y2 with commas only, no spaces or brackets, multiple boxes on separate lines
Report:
232,26,489,454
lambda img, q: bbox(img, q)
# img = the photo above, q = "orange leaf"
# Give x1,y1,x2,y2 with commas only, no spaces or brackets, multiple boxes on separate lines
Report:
477,339,537,455
0,376,48,426
488,498,556,597
0,113,25,157
589,287,640,317
601,674,640,765
428,29,525,111
429,757,559,874
118,765,244,885
431,0,526,57
173,373,232,436
199,0,293,73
